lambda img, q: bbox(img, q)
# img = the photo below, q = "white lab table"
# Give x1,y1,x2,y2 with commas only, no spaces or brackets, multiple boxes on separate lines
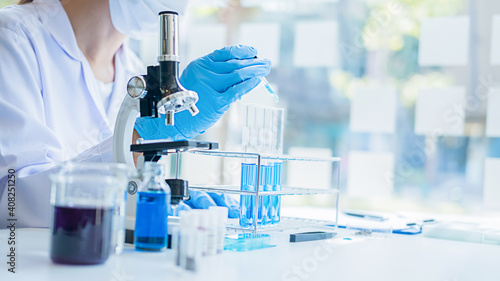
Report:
1,227,499,281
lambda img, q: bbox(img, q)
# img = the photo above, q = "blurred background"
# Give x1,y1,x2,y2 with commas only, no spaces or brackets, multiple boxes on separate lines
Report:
3,0,500,216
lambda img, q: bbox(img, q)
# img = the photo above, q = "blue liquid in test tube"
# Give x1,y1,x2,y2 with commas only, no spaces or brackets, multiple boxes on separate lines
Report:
240,163,274,228
259,164,273,226
239,163,257,228
270,162,282,224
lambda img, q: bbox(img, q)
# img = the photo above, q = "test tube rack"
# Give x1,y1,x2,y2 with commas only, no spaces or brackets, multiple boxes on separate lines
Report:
187,150,341,233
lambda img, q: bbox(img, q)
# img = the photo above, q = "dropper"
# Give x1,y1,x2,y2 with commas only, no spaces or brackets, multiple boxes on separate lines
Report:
254,56,278,102
261,77,279,102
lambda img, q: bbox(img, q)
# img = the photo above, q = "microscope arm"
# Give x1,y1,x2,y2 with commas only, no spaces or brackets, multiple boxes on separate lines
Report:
113,95,143,235
113,95,140,168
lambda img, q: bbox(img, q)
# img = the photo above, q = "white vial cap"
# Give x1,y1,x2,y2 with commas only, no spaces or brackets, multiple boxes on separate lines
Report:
179,210,191,228
189,210,203,228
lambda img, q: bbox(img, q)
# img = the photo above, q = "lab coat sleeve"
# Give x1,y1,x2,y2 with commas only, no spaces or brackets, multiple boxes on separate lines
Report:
0,27,62,228
0,27,115,228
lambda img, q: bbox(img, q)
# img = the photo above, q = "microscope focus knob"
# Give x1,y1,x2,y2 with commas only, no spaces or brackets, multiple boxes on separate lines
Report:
127,76,147,99
188,104,199,116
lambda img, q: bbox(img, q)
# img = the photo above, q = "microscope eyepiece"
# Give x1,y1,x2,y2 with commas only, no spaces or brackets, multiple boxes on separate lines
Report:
159,11,178,15
156,11,199,126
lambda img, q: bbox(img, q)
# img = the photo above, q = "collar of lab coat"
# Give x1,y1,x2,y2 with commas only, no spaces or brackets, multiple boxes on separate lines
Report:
32,0,135,135
33,0,83,62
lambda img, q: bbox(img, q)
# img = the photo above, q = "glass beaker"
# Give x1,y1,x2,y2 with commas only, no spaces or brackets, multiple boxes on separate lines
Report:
49,162,130,265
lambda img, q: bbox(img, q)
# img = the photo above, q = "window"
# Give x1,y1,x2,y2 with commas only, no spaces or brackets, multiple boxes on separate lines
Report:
161,0,500,215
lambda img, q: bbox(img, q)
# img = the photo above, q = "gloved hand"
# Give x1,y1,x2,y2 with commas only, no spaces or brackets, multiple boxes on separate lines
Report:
134,45,272,140
184,190,239,218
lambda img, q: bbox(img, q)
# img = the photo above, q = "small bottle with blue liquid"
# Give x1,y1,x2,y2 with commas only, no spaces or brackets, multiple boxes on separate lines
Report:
134,162,171,251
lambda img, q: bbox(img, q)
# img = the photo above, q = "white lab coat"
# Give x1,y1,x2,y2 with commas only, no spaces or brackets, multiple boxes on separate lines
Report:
0,0,147,228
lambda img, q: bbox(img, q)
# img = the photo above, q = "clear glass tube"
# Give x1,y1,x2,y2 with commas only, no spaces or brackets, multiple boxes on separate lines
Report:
256,106,266,154
270,108,284,225
270,161,282,224
240,105,285,228
208,206,228,254
245,104,257,153
240,104,257,228
239,162,257,228
273,108,284,155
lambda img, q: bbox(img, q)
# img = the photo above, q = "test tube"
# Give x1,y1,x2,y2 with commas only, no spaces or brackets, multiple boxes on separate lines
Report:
263,107,274,153
263,107,275,226
209,206,228,254
273,108,284,155
270,108,284,225
240,105,285,228
240,104,258,228
243,104,257,153
256,106,270,226
256,106,266,154
171,224,181,266
239,159,257,228
178,211,190,269
186,212,201,272
193,210,208,257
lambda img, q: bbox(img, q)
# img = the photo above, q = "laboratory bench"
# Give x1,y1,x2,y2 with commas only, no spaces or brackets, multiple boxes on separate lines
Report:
1,226,499,281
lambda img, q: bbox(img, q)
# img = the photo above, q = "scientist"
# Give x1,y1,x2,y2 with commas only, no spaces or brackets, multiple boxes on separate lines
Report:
0,0,271,228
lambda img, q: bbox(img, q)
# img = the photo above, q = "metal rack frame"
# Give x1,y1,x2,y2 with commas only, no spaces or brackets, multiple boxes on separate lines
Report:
188,150,341,233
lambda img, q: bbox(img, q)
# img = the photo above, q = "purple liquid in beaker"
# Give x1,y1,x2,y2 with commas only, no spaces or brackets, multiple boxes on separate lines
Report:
50,206,113,265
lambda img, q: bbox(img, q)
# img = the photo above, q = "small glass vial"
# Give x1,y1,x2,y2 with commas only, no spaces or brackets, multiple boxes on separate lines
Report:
134,162,171,251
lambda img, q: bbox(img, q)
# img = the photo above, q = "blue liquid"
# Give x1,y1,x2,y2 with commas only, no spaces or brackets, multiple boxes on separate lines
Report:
261,77,279,102
260,165,273,226
135,191,169,250
239,163,275,228
240,163,257,228
270,162,282,224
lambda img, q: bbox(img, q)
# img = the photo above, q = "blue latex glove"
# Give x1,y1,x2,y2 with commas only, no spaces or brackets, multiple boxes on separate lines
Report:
134,45,271,140
184,190,239,219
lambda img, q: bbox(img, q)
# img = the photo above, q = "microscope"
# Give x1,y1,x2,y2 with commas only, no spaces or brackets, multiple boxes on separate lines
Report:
113,11,218,242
